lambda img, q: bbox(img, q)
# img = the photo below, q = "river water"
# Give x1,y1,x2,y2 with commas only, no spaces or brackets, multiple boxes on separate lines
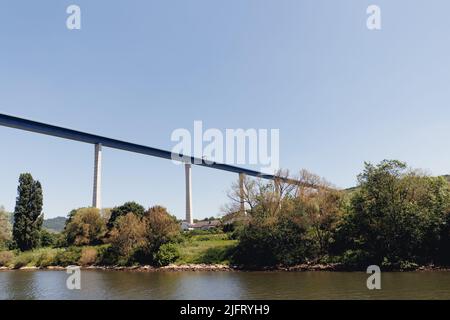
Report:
0,270,449,299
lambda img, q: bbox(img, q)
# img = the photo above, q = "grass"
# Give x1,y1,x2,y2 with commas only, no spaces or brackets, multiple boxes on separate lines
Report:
5,248,60,268
0,233,238,268
176,233,237,265
0,245,110,268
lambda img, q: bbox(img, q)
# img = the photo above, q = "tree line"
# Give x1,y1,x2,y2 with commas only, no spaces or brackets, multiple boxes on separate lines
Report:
1,159,450,269
229,160,450,269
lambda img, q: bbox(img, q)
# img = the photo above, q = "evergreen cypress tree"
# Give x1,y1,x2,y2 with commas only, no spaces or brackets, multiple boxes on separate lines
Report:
12,173,43,251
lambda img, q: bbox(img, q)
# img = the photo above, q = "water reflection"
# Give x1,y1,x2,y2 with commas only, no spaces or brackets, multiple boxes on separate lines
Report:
0,270,449,300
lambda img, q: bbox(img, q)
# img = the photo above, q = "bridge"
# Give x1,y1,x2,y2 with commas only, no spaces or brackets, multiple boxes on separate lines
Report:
0,113,305,223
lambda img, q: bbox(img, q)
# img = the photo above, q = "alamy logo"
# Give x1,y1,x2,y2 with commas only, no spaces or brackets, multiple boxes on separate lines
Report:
171,121,280,174
366,5,381,30
366,265,381,290
66,266,81,290
66,5,81,30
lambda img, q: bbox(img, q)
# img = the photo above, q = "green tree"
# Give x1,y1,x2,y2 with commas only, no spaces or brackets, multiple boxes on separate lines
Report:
12,173,43,251
40,229,61,247
134,206,180,264
153,243,180,266
233,211,312,267
332,160,450,268
64,208,106,246
108,212,146,264
0,206,12,249
107,201,145,228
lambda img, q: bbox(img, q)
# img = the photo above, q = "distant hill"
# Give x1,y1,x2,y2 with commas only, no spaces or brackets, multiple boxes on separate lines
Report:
43,217,67,233
4,212,66,233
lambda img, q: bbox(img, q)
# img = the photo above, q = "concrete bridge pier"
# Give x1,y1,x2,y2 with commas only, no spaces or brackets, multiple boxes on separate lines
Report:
92,143,102,209
185,163,193,224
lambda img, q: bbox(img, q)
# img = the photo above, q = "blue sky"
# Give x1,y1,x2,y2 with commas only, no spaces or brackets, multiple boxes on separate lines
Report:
1,1,450,219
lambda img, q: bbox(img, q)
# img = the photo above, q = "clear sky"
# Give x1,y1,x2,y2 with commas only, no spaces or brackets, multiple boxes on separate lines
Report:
1,1,450,219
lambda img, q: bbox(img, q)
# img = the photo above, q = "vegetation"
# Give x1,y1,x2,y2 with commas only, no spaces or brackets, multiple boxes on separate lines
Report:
12,173,43,251
40,229,61,247
176,233,236,265
64,208,107,246
3,161,450,270
227,162,450,269
153,243,180,266
43,217,67,232
107,201,145,228
0,206,12,249
331,160,450,269
108,212,146,265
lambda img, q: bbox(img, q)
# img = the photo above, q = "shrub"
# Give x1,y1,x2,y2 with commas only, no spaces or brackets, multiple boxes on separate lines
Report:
0,251,14,267
196,246,235,264
233,211,312,267
153,243,180,266
133,206,181,265
35,250,57,267
96,245,121,265
79,247,98,266
108,202,145,229
108,213,146,263
332,160,450,267
337,250,372,269
64,208,107,246
12,251,35,269
40,229,60,247
54,247,82,266
0,207,12,249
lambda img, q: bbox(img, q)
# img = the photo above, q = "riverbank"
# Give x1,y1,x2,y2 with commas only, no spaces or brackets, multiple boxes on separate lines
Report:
1,263,450,272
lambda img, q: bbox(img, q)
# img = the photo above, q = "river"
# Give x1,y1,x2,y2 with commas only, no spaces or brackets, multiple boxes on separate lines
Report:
0,270,449,299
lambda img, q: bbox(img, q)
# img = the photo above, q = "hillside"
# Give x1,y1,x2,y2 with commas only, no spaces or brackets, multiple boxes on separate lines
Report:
5,213,66,233
42,217,67,232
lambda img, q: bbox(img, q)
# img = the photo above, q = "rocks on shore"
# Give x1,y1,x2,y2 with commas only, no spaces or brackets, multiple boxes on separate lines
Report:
161,264,231,272
1,263,449,272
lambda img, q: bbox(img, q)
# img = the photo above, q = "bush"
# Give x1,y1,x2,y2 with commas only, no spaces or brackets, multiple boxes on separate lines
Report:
132,206,181,265
40,229,60,247
0,207,12,249
233,212,312,267
108,213,146,264
337,250,372,269
12,251,35,269
196,246,235,264
108,202,145,229
35,250,57,267
153,243,180,266
91,245,114,265
64,208,107,246
54,247,82,266
79,247,98,266
0,251,14,267
332,160,450,267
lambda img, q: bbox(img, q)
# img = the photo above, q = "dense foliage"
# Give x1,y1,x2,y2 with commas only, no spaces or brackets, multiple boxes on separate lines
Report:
12,173,43,251
64,208,107,246
0,206,12,249
107,205,181,266
230,162,450,269
4,160,450,270
107,201,145,228
331,160,450,269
